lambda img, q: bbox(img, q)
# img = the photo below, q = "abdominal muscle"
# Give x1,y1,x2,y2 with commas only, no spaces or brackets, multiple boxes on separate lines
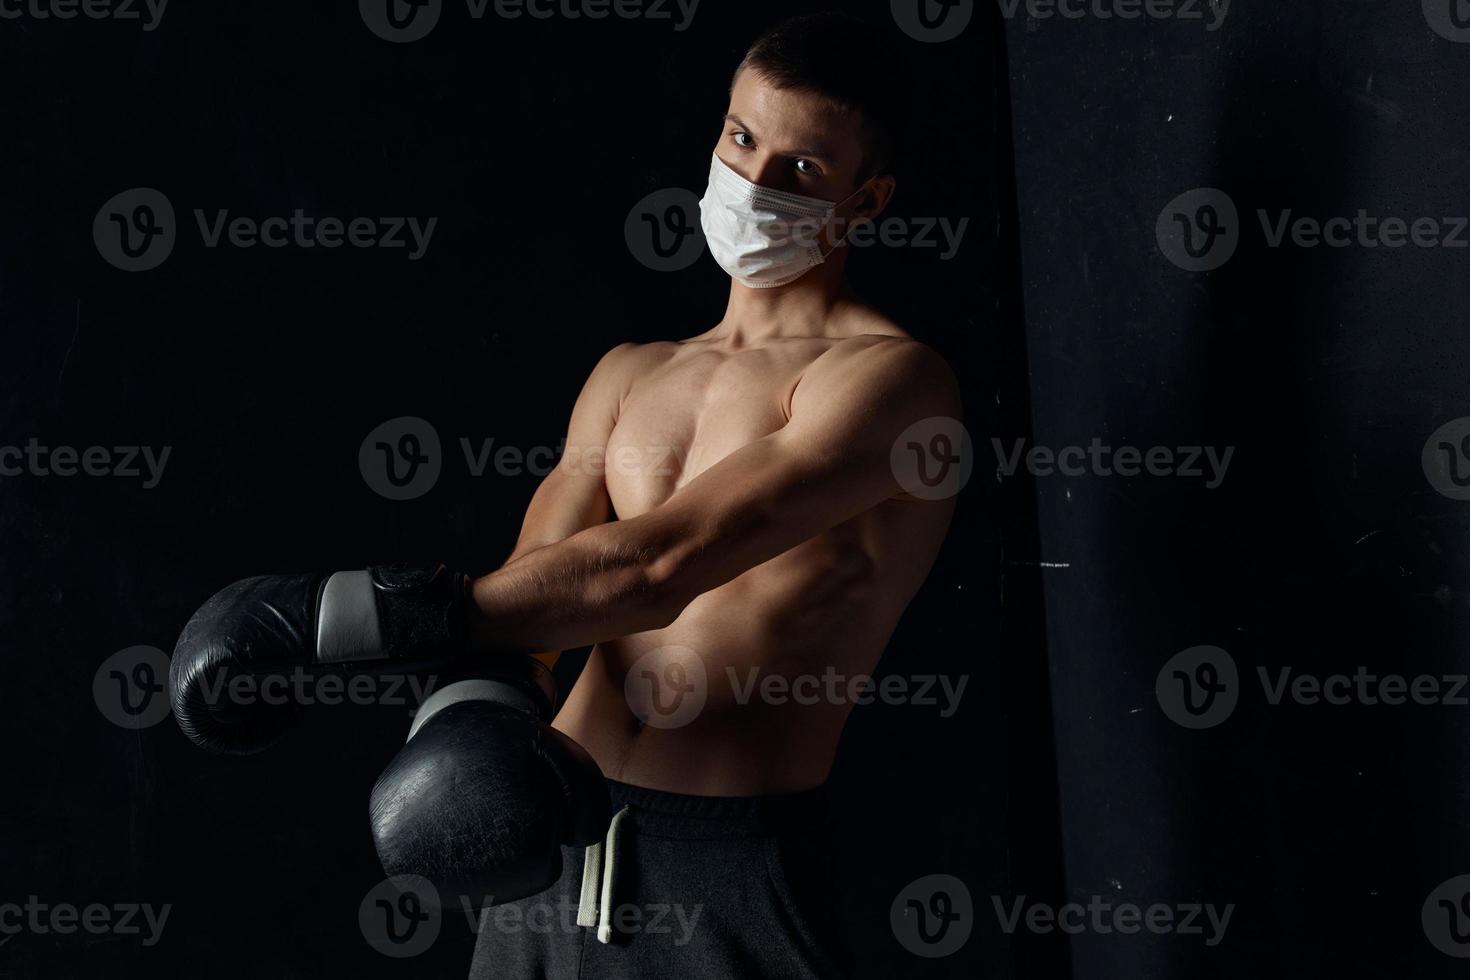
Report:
552,505,924,796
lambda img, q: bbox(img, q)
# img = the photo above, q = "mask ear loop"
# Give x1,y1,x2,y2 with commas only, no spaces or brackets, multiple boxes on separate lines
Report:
819,175,879,257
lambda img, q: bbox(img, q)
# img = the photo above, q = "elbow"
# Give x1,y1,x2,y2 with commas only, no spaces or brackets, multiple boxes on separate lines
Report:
633,548,695,631
623,533,712,632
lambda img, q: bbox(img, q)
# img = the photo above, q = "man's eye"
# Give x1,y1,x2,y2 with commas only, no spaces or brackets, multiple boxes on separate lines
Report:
732,131,754,147
795,159,820,176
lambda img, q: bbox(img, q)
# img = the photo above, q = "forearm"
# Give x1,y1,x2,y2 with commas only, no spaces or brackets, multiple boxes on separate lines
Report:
470,517,683,655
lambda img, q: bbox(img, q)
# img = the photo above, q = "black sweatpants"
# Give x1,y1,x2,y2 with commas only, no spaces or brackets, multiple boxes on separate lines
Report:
467,780,850,979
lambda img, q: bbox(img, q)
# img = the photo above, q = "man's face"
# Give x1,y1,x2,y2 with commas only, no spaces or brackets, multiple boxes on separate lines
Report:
717,67,872,203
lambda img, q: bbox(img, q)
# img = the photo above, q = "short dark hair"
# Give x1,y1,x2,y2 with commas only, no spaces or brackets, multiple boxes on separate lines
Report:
734,11,912,179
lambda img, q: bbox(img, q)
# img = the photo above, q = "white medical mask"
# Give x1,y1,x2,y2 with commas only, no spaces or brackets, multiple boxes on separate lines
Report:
698,152,872,289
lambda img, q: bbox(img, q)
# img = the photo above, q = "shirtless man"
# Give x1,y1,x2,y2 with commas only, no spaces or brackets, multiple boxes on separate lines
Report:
463,11,960,977
170,11,961,979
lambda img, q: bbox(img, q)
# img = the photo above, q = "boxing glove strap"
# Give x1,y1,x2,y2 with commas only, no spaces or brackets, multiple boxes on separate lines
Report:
315,564,469,664
407,673,553,741
317,571,385,662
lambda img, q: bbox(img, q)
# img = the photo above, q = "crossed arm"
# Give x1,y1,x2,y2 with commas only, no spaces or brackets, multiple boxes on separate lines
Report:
469,337,960,655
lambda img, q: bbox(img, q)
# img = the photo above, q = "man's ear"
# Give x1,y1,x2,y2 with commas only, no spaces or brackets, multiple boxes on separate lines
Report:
855,174,898,224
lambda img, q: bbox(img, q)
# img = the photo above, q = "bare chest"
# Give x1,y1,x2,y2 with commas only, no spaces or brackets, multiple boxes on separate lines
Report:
604,345,822,518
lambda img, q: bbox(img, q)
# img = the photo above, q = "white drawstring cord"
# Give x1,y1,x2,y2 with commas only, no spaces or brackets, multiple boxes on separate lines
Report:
576,839,603,929
577,805,631,943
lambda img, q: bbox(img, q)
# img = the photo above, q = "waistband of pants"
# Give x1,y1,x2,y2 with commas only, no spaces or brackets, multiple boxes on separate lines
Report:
604,779,833,839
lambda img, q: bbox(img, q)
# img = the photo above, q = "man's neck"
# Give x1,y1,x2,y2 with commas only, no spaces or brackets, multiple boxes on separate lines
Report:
711,254,854,346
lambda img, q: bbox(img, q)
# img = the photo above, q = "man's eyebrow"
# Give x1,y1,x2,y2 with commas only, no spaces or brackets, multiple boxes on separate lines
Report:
722,113,836,162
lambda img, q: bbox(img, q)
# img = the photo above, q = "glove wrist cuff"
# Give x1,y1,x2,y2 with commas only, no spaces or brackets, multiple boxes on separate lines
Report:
407,661,557,741
315,563,470,664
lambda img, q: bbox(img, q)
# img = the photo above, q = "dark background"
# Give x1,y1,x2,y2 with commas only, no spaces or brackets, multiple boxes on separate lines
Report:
0,1,1003,978
4,0,1469,978
1003,2,1470,978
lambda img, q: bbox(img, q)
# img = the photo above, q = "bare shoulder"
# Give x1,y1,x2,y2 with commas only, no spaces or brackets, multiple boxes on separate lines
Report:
797,332,961,421
834,301,914,342
590,340,679,377
582,341,680,399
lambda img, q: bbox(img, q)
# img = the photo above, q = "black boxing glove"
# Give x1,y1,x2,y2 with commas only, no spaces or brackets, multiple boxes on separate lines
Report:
170,563,509,754
369,665,611,910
